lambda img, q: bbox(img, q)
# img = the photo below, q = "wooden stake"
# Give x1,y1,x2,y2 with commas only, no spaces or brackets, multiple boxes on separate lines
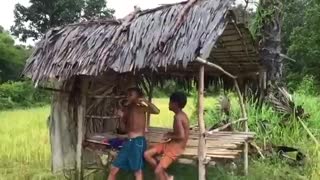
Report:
198,65,206,180
76,79,88,180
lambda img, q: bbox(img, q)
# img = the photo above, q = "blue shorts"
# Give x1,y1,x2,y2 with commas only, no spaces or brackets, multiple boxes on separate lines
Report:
112,136,147,172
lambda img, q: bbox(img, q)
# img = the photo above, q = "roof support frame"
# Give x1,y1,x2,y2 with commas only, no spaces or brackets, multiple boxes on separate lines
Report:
195,57,249,176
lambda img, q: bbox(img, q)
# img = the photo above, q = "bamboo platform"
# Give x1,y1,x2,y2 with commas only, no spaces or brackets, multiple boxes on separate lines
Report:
86,127,255,161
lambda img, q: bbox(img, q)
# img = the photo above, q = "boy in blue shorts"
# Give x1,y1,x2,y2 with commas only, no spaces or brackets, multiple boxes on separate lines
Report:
108,87,160,180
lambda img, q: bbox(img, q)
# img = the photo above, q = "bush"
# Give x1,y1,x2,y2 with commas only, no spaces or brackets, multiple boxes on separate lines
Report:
0,81,50,110
296,75,318,96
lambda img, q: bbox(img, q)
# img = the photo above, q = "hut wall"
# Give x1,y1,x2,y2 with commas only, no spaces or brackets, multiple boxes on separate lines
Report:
85,73,136,135
49,73,137,172
83,73,137,167
49,81,77,173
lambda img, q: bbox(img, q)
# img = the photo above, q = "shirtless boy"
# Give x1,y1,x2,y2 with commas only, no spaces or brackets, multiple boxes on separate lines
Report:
108,87,160,180
144,92,189,180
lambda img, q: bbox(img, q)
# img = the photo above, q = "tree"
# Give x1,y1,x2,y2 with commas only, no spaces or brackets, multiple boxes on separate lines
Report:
0,27,30,83
287,0,320,87
281,0,307,53
83,0,114,20
251,0,283,82
11,0,114,42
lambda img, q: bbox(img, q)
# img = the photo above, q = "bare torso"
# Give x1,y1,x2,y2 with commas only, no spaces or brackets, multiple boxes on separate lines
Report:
125,104,147,138
171,111,189,149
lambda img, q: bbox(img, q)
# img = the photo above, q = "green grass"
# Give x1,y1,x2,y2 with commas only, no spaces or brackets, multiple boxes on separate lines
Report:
0,95,320,179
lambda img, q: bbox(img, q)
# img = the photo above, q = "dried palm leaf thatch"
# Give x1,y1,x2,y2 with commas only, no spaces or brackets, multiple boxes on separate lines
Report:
22,0,261,86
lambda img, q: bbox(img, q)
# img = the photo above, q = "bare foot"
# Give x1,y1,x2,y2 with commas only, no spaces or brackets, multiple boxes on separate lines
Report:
145,128,149,132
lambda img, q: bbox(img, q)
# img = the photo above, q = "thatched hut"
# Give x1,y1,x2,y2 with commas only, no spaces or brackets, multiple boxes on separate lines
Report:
23,0,264,179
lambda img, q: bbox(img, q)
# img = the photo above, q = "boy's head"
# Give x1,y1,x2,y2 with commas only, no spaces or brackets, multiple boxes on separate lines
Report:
169,92,187,111
127,87,144,103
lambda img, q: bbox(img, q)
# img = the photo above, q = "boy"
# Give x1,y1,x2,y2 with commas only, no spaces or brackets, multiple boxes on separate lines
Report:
108,87,160,180
144,92,189,180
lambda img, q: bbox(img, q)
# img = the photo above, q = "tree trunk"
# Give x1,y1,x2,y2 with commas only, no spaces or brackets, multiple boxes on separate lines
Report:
258,0,283,84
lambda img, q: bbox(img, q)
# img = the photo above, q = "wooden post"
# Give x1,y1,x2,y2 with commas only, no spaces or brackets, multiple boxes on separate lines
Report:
234,80,249,176
258,69,266,107
147,83,154,128
76,79,88,180
198,65,206,180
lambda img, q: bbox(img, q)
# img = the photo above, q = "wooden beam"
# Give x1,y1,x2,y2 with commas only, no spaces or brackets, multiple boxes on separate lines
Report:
88,95,125,99
85,115,120,120
195,57,237,79
198,65,206,180
39,86,70,93
76,79,89,180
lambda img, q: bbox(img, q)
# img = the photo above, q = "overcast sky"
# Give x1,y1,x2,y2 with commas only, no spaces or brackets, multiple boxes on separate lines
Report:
0,0,255,44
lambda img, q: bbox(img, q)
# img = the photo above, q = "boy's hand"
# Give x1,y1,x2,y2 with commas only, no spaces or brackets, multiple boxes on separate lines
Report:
162,133,172,142
116,109,124,117
138,98,148,107
163,132,172,139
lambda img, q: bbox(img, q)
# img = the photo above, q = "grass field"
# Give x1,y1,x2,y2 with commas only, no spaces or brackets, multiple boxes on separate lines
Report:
0,96,319,180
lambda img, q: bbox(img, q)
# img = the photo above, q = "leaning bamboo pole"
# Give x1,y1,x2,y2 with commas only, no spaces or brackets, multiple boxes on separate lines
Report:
198,65,206,180
196,57,249,175
234,80,249,175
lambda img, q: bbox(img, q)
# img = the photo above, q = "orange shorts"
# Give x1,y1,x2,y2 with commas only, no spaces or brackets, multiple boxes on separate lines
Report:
152,142,184,169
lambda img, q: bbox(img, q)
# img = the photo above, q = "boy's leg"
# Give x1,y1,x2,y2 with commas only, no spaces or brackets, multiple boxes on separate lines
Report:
144,148,159,169
134,170,143,180
107,166,119,180
155,164,168,180
108,140,130,180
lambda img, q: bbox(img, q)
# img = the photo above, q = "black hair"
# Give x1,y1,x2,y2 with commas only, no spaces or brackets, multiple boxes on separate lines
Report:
170,92,187,109
127,87,144,97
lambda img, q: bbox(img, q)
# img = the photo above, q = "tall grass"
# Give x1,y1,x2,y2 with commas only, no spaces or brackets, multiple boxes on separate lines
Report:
0,95,319,180
0,106,56,180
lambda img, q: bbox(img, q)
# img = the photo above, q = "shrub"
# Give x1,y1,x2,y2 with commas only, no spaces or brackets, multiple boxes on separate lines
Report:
0,81,50,110
296,75,318,96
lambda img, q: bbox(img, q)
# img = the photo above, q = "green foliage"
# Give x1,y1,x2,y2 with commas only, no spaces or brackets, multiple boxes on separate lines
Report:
296,75,318,96
281,0,307,53
153,81,194,98
0,81,50,110
11,0,115,42
0,29,30,83
249,5,275,39
287,0,320,84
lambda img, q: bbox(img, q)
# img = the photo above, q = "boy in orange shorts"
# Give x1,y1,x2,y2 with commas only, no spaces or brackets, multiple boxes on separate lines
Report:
144,92,189,180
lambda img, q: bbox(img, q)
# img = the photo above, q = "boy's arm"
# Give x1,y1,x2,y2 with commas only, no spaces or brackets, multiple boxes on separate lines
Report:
117,109,128,133
139,98,160,114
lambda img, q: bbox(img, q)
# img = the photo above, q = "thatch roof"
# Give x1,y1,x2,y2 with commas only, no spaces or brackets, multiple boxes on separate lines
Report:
23,0,261,84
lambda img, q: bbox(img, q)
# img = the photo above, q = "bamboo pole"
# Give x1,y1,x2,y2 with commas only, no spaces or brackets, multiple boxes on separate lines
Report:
198,65,206,180
76,79,88,180
298,117,319,146
234,80,249,176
